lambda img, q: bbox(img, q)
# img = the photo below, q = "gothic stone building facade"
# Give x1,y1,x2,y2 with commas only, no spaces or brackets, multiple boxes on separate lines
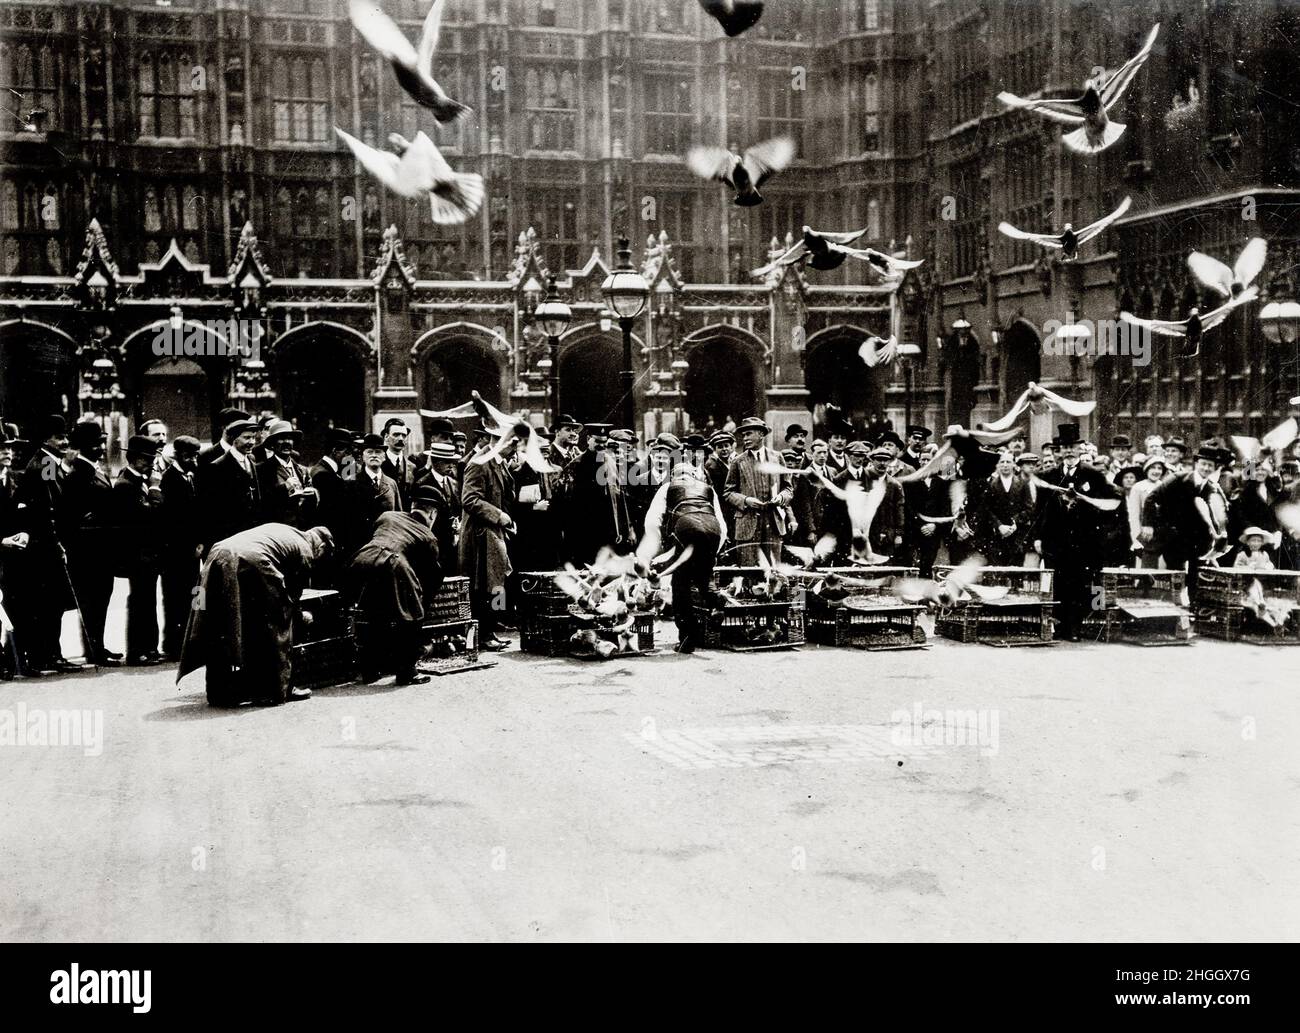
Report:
1,0,1298,459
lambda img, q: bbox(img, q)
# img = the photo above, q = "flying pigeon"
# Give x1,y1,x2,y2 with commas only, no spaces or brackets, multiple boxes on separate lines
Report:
349,0,471,123
808,468,893,565
997,196,1131,261
335,127,484,225
997,23,1160,153
698,0,764,36
981,382,1096,433
895,559,1010,608
751,226,870,277
687,136,795,207
1187,238,1267,299
1230,417,1299,463
1027,476,1123,513
1119,286,1259,357
859,335,922,369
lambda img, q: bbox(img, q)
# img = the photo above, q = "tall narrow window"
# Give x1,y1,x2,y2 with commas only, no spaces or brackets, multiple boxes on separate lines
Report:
0,182,17,229
144,186,162,232
182,185,201,231
862,73,880,151
866,198,881,240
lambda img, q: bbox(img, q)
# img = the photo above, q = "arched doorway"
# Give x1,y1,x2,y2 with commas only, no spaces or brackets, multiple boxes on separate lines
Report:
141,357,209,440
0,321,80,435
559,334,624,424
1002,320,1041,404
684,337,757,432
422,337,503,411
806,331,885,430
273,327,368,461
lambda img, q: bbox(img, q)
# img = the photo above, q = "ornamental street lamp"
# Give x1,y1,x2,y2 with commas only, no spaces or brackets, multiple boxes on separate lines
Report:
533,275,572,425
1261,301,1300,409
601,234,649,432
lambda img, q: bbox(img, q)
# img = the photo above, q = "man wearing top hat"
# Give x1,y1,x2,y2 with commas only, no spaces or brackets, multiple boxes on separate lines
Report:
724,416,793,566
898,425,931,470
1140,443,1231,590
112,434,166,664
15,414,83,674
160,435,203,660
256,419,317,527
61,421,120,666
198,416,263,549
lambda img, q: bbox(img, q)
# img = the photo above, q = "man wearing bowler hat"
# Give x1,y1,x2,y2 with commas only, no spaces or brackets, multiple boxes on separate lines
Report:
781,424,810,469
256,419,317,527
15,414,84,674
724,416,793,566
113,434,165,664
198,416,263,549
63,421,120,666
306,427,358,583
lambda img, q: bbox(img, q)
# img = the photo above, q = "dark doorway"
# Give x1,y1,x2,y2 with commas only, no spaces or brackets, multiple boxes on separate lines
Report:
141,357,209,441
275,334,367,462
1002,321,1041,404
559,335,624,424
806,335,885,429
423,338,503,411
684,338,757,432
0,324,80,435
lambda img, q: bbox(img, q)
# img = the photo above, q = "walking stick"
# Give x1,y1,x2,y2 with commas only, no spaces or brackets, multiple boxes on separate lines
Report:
57,544,99,672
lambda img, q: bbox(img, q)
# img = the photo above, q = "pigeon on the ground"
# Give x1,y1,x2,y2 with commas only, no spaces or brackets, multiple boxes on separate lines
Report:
1187,237,1267,298
859,335,922,369
335,127,484,225
687,136,794,207
997,196,1131,260
997,23,1159,153
981,382,1096,433
1119,286,1259,357
698,0,764,36
349,0,471,123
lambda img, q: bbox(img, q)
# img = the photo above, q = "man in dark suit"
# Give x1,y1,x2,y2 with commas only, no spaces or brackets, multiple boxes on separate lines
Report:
564,423,636,564
780,424,810,469
724,416,793,566
15,415,83,674
1045,451,1122,640
0,426,27,677
160,435,202,660
198,418,262,549
415,441,462,573
898,425,931,470
346,433,402,557
380,417,414,510
305,427,356,585
112,435,165,664
256,419,317,527
904,449,957,577
459,426,516,650
975,450,1033,565
62,421,120,666
197,407,251,468
792,439,830,547
703,430,735,546
1140,443,1230,597
824,417,852,474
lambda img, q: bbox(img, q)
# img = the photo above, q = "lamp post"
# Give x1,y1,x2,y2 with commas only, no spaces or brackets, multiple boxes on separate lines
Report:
1260,300,1300,412
534,275,572,425
601,234,649,432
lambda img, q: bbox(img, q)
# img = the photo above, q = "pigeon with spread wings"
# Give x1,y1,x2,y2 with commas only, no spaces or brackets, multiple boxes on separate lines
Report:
750,226,870,277
698,0,764,36
1120,286,1258,357
349,0,471,123
1187,238,1267,299
335,127,484,225
997,196,1131,261
859,335,921,369
997,23,1159,153
687,136,794,207
980,381,1096,433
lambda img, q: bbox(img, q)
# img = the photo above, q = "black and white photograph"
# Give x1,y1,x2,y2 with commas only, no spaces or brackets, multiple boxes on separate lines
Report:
0,0,1296,979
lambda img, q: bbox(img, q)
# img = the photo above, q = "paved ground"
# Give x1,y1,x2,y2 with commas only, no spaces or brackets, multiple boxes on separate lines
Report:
1,587,1296,942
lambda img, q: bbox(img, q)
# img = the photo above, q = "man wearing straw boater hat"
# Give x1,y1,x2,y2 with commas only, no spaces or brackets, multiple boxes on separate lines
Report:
415,440,463,574
723,415,792,566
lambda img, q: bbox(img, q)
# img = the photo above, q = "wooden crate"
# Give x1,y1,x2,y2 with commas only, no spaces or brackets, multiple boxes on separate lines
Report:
807,595,927,650
569,609,657,658
1193,604,1300,645
790,566,917,601
973,597,1055,647
520,611,573,656
1196,568,1300,609
517,570,575,618
695,600,805,651
936,565,1055,599
416,618,495,676
290,636,356,689
1081,603,1192,646
1098,568,1185,605
711,566,799,602
935,602,981,643
294,588,353,643
426,576,472,623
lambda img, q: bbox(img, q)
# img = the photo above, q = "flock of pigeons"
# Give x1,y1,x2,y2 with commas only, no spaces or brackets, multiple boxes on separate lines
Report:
336,8,1266,362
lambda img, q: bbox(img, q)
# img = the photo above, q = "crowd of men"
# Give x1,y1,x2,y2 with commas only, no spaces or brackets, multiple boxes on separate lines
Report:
2,401,1299,685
